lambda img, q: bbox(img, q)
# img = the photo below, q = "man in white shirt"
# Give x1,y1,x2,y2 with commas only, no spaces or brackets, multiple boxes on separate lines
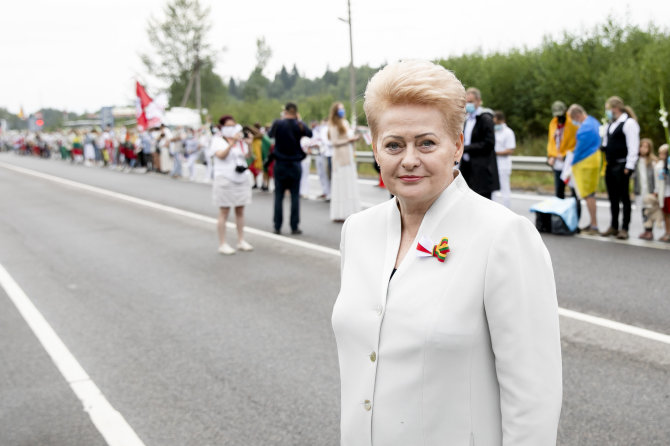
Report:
492,111,516,208
600,96,640,240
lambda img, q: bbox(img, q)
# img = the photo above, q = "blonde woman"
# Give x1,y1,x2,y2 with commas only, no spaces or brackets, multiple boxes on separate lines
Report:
327,102,361,222
332,60,562,445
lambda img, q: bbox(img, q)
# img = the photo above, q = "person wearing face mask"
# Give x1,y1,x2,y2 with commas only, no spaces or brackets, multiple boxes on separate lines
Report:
600,96,640,240
208,115,254,255
328,102,361,222
492,111,516,208
460,87,499,199
546,101,578,201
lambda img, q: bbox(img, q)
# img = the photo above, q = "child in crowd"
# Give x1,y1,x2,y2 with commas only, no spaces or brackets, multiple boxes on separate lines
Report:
656,144,670,242
635,138,658,240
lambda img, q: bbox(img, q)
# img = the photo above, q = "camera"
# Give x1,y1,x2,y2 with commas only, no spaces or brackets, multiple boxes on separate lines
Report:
235,165,248,173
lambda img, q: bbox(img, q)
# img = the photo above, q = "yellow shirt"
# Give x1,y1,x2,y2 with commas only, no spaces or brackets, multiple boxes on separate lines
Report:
547,116,577,158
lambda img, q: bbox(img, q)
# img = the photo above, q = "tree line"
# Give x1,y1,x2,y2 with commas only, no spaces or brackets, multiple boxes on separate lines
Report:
7,1,670,155
172,18,670,151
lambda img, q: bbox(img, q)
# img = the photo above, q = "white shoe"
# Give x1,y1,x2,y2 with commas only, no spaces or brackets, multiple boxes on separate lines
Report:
236,240,254,252
218,243,235,255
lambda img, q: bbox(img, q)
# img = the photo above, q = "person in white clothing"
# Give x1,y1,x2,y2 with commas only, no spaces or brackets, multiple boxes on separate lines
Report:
492,110,516,208
318,119,333,199
207,115,254,255
328,102,361,222
299,136,311,197
332,60,561,446
308,120,330,200
183,127,200,181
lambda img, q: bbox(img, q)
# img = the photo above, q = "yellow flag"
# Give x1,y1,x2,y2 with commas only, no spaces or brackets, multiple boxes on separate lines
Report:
18,107,24,120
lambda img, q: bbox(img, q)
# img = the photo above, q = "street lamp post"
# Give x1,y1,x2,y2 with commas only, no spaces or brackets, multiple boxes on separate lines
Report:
339,0,356,128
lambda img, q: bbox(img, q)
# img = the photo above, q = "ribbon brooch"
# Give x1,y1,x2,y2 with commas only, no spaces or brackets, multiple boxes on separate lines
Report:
416,236,450,263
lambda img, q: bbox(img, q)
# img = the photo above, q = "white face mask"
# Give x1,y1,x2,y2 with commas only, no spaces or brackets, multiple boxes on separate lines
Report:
221,124,242,138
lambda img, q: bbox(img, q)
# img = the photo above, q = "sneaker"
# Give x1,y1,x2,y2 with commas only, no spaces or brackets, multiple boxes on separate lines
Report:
237,240,254,252
291,229,303,235
273,228,281,235
217,243,235,255
600,227,617,237
581,227,599,236
638,231,653,241
615,229,629,240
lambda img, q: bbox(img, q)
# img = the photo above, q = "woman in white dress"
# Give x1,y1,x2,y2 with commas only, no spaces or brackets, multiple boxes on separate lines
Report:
328,102,361,222
208,115,254,255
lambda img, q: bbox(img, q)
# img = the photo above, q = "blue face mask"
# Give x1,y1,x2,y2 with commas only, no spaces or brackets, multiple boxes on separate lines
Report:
337,108,346,118
494,124,503,131
465,103,476,114
605,109,613,120
573,120,581,128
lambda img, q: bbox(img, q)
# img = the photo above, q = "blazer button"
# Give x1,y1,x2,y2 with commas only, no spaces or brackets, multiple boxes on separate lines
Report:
363,400,372,411
369,352,376,362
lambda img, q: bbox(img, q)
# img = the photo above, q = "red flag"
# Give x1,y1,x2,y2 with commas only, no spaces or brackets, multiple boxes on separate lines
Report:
135,81,164,130
136,81,149,130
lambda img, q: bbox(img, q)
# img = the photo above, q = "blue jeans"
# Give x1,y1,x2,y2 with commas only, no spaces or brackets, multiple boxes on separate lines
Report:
273,161,302,231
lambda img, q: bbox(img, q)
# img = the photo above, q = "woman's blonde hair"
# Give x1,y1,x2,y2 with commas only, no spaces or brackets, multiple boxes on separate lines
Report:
328,102,347,136
606,96,637,121
363,60,466,144
639,138,657,166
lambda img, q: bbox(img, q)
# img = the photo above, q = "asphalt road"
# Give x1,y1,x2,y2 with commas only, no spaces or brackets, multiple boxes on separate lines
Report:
1,153,669,445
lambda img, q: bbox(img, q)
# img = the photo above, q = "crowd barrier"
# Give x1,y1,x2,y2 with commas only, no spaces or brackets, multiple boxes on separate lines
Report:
353,151,551,173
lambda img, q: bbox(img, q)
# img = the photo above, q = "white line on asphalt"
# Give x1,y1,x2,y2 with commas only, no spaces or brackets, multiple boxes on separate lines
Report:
0,162,340,257
2,161,668,345
558,308,670,345
0,263,146,446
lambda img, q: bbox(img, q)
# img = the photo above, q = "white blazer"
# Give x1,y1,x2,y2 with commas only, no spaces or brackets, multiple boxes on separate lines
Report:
332,173,562,445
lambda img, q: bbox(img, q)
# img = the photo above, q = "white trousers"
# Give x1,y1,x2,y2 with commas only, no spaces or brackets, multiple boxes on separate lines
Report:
300,155,311,196
494,168,512,208
316,154,331,198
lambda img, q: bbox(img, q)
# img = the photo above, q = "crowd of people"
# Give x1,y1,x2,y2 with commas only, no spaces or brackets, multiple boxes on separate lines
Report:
4,92,670,247
1,101,364,254
460,90,670,242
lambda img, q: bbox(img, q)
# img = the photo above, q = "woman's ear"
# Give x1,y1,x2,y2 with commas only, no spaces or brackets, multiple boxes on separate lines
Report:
454,132,464,162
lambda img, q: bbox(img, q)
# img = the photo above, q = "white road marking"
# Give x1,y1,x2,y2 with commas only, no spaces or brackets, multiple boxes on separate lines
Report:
558,308,670,345
2,161,669,345
0,162,340,258
0,263,146,446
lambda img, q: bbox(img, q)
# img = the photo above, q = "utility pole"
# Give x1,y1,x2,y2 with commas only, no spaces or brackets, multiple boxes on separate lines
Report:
195,58,201,113
340,0,356,128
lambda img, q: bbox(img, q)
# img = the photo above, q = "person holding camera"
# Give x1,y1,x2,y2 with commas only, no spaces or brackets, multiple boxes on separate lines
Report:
208,115,254,255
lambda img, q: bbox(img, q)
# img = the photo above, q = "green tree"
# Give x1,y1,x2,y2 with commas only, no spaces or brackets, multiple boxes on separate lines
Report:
141,0,217,107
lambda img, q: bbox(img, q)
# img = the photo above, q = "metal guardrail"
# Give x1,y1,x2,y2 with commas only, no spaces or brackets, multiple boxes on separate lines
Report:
354,151,551,173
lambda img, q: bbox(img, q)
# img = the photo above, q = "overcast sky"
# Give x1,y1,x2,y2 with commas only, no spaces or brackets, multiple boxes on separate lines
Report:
1,0,668,115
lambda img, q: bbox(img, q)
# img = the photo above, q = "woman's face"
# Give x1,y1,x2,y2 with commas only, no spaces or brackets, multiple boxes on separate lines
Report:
373,104,463,209
639,142,650,157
